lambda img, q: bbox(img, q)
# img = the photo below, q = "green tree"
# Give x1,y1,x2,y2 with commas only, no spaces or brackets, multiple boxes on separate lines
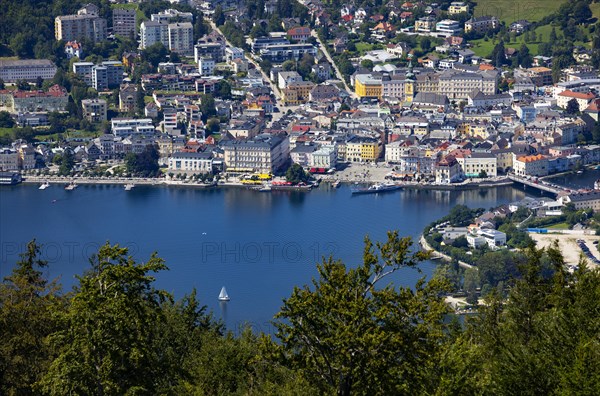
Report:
420,36,431,51
125,144,160,177
142,42,169,68
58,149,75,176
0,111,15,128
285,163,311,184
38,243,173,395
0,240,63,395
273,232,449,396
213,5,225,26
360,59,374,69
566,98,580,114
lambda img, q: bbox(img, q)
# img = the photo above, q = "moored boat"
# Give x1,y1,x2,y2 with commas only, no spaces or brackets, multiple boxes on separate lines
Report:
39,181,50,190
332,180,341,188
351,183,402,195
64,182,78,190
124,183,135,191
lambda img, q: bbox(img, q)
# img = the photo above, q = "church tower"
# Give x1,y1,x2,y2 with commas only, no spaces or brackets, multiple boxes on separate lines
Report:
404,60,416,104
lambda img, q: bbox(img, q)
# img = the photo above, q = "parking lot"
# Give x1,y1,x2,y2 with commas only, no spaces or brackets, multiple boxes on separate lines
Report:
530,233,600,267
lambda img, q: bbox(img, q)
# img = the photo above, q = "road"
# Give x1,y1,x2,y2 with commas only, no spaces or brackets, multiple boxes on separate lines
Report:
310,30,356,98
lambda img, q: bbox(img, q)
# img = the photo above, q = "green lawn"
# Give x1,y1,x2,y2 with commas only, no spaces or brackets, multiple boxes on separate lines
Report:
354,42,378,54
470,25,566,58
546,223,571,230
591,3,600,20
0,127,14,138
473,0,567,24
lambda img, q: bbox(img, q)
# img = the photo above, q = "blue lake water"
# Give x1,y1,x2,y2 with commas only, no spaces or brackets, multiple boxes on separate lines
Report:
0,183,529,332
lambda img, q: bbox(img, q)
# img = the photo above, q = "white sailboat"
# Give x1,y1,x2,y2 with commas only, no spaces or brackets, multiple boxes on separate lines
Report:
218,286,230,301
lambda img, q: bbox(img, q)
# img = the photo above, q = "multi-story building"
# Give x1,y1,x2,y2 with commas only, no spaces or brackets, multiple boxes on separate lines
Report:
435,155,462,183
198,56,215,76
527,66,553,86
112,8,137,38
282,81,315,105
140,21,168,49
55,10,107,43
0,148,19,171
65,41,83,59
464,16,499,34
438,69,498,100
0,85,68,113
225,47,245,62
111,118,156,137
436,19,461,35
150,9,193,24
195,42,226,63
311,146,337,169
354,74,383,98
119,84,137,112
287,26,311,42
513,153,549,177
559,191,600,211
169,151,213,173
168,22,194,56
448,1,469,14
556,90,595,110
259,44,317,62
345,135,381,163
0,59,57,83
81,99,107,122
455,152,498,178
278,71,303,89
222,134,290,173
415,16,436,32
73,62,95,85
92,66,108,91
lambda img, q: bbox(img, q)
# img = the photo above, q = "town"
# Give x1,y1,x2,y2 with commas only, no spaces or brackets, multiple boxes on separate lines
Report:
1,0,600,209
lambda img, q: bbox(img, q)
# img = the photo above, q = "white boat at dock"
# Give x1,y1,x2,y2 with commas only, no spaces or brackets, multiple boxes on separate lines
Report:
351,183,402,195
64,182,78,191
124,183,135,191
218,286,230,301
39,181,50,190
332,180,341,188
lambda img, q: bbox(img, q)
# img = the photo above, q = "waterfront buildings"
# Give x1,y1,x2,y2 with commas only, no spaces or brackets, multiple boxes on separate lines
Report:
222,134,290,173
0,60,57,83
513,154,549,177
168,151,213,173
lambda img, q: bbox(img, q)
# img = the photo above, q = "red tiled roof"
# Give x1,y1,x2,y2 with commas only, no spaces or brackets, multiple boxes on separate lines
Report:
558,90,595,100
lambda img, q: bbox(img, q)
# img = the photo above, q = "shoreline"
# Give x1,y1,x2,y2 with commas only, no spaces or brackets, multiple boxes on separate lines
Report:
17,174,515,192
418,234,474,269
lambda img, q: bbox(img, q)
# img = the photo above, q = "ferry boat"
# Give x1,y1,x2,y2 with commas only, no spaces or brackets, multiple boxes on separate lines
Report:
351,183,402,195
64,182,78,191
124,183,135,191
39,181,50,190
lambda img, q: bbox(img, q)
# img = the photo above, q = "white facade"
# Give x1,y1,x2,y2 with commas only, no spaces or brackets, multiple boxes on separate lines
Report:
310,147,337,169
169,152,213,173
198,56,215,76
0,59,57,83
111,118,156,137
0,148,19,171
168,22,194,56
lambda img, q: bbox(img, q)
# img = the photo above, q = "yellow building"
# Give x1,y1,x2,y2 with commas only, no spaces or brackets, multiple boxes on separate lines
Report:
354,74,382,98
282,81,315,105
404,61,416,103
346,136,381,162
448,1,469,14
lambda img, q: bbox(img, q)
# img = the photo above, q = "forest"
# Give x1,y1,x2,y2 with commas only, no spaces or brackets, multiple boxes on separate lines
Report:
2,232,600,395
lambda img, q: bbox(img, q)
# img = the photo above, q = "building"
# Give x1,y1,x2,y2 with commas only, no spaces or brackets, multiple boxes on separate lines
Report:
467,229,506,249
345,135,381,163
112,8,137,38
448,2,469,14
150,8,193,24
456,152,497,177
259,43,317,62
282,81,315,105
354,74,383,99
140,21,168,49
0,59,57,83
119,84,138,112
527,67,553,86
198,56,215,76
168,22,194,56
438,69,498,100
55,11,107,43
435,155,462,183
559,191,600,210
464,16,499,34
556,90,595,110
311,146,337,169
111,118,156,137
513,153,549,177
169,151,213,173
65,41,83,59
0,85,68,113
225,47,245,62
415,16,436,33
81,99,107,122
287,26,311,42
436,19,461,35
0,148,19,171
222,134,290,173
91,61,124,90
290,143,317,167
278,71,303,89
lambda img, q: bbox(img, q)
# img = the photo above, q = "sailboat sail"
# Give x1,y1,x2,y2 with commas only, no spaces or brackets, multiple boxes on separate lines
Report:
218,286,230,301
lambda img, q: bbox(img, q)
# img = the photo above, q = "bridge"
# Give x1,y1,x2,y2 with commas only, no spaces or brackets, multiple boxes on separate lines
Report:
507,174,567,196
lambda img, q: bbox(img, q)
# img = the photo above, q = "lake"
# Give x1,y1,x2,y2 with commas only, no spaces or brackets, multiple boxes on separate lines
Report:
0,183,529,332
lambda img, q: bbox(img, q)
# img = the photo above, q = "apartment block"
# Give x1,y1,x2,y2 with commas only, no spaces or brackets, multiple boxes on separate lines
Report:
55,9,107,43
0,59,57,83
81,99,108,122
112,8,137,37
